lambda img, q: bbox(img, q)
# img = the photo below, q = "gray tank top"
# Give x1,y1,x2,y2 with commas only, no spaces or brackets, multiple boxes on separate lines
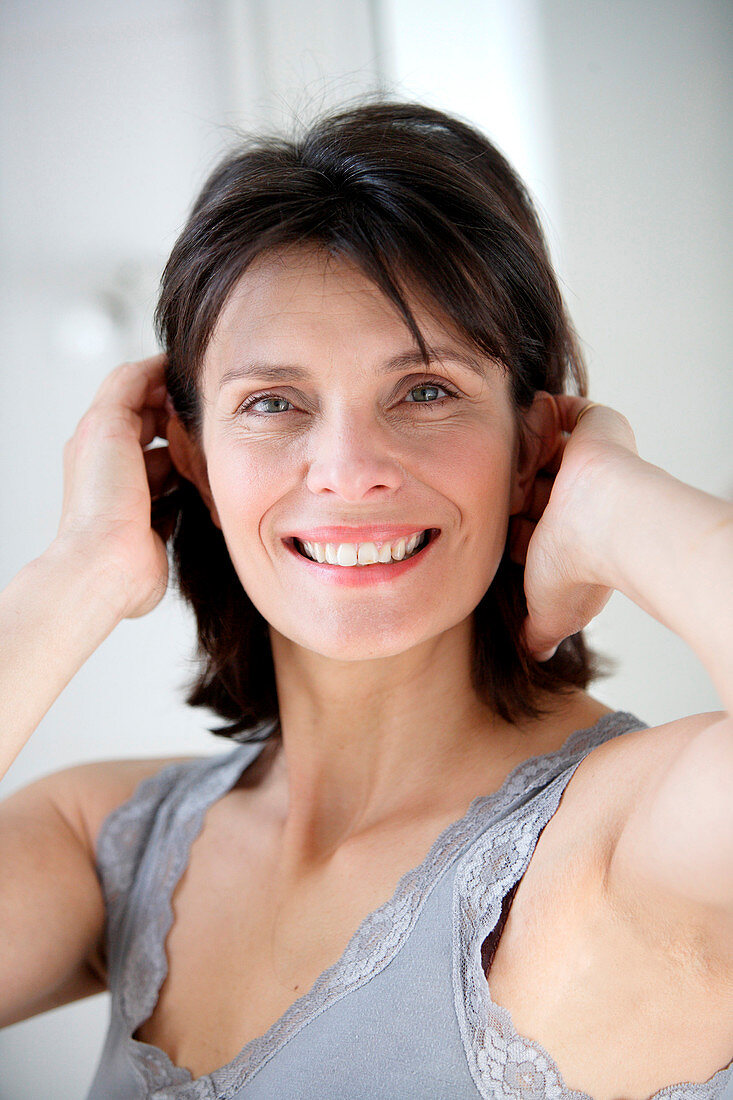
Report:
85,711,733,1099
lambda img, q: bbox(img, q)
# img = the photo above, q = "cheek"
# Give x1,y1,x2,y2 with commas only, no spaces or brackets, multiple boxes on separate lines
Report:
206,442,281,539
441,431,516,571
424,426,514,509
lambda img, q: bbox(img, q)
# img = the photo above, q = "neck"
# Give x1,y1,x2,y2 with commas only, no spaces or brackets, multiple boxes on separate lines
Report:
263,617,560,865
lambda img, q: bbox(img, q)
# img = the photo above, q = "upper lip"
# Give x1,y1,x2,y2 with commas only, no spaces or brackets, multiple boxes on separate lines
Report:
286,525,437,543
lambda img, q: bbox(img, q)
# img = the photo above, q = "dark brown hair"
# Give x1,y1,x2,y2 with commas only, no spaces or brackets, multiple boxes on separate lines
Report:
155,97,609,742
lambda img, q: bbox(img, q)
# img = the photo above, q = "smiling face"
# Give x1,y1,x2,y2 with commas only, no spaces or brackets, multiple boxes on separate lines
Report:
189,245,532,662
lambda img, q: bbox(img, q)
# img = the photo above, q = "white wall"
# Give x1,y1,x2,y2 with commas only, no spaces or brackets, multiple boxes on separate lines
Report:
1,1,730,1095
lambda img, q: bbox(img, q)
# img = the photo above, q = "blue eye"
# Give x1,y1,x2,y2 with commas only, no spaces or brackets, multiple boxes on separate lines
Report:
237,377,460,417
406,383,450,403
242,395,292,415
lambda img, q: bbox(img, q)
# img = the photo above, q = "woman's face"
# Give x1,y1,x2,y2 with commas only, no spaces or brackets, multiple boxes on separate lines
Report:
195,245,528,661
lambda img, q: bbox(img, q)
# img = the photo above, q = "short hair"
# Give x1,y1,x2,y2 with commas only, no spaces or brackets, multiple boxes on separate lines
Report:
155,98,609,742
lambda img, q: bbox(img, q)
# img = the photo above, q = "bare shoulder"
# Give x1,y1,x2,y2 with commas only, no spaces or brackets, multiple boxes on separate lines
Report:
42,753,203,861
0,754,202,1026
577,708,720,806
564,709,725,851
582,707,728,846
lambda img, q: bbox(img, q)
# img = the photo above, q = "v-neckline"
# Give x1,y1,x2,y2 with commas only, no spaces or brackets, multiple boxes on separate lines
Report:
123,711,640,1097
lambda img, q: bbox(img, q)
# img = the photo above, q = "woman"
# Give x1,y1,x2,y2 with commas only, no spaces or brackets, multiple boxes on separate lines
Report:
0,101,731,1099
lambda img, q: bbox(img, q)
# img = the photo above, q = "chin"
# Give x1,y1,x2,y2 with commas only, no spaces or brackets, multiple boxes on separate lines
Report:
267,602,472,665
276,624,431,662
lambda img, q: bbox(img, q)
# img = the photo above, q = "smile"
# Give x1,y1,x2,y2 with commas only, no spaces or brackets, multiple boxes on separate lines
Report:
283,529,440,585
293,529,432,566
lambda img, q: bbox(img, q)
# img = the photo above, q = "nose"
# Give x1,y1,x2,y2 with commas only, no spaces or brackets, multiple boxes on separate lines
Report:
305,413,405,501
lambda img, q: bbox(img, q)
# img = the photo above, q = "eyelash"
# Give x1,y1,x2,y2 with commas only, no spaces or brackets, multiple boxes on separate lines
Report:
236,377,462,417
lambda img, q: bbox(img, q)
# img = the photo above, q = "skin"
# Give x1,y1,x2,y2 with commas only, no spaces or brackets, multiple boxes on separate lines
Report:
166,244,599,862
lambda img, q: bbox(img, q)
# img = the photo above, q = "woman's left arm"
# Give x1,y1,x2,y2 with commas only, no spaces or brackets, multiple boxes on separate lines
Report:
513,396,733,955
518,397,732,712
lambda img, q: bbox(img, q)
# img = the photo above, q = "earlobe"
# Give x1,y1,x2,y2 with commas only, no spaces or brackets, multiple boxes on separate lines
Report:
509,392,561,515
166,413,222,529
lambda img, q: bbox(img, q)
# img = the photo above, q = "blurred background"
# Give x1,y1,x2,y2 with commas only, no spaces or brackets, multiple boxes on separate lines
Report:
0,0,731,1095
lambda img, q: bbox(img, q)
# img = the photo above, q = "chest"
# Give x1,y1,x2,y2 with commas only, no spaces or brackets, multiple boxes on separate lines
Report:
131,779,729,1096
132,801,466,1077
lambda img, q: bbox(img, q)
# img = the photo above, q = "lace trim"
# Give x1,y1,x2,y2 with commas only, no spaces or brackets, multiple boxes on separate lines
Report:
95,756,215,985
105,711,651,1098
453,745,733,1100
95,717,280,984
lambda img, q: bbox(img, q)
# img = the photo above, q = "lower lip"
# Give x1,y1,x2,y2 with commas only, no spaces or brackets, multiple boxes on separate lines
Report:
282,531,440,586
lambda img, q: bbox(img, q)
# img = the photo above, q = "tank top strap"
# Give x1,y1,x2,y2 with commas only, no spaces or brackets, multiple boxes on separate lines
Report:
95,733,271,998
452,710,650,1054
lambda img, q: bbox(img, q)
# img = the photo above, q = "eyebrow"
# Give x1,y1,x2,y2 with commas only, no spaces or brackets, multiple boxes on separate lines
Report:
218,345,490,389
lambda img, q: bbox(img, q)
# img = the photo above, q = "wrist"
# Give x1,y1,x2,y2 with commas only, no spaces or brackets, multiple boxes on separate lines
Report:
596,456,682,597
565,450,648,590
38,537,130,629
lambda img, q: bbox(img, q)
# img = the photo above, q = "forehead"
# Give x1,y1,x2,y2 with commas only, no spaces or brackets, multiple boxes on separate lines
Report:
203,245,496,382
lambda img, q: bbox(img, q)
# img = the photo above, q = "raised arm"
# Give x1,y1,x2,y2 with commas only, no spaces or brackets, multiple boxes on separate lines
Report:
511,394,733,968
514,396,732,713
0,354,176,782
0,354,180,1024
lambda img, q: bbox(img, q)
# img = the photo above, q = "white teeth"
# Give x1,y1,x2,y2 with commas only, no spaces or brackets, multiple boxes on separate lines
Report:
296,531,430,567
336,544,358,567
391,537,406,561
357,542,379,565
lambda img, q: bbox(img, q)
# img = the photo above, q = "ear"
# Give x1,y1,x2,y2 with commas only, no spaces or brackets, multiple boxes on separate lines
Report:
509,391,561,515
166,413,222,529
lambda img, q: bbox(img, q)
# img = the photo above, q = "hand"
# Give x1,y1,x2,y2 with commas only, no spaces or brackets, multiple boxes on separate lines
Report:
509,396,640,661
55,354,180,620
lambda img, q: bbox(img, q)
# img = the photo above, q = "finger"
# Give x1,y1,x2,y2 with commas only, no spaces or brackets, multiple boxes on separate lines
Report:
552,395,599,434
89,354,168,413
551,395,639,453
144,390,177,447
148,382,169,403
520,618,559,662
139,408,160,449
143,405,173,447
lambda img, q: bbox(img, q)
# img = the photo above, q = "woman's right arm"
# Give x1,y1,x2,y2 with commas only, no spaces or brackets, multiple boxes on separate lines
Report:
0,353,176,782
0,353,182,1024
0,542,130,781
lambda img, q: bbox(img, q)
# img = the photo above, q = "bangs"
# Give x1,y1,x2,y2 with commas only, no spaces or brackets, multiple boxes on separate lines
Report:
156,103,560,431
